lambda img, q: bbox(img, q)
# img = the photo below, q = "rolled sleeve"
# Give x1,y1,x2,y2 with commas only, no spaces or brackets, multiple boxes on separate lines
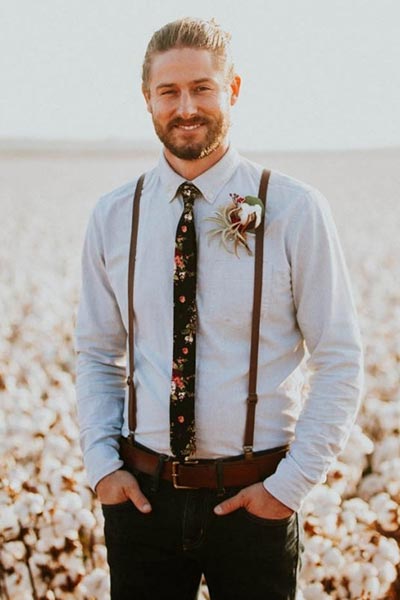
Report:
264,190,364,511
75,201,127,491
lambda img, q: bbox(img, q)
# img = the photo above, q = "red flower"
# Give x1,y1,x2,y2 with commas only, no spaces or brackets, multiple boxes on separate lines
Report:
179,295,186,303
181,225,187,232
182,347,189,355
178,415,185,423
175,255,184,268
172,374,185,389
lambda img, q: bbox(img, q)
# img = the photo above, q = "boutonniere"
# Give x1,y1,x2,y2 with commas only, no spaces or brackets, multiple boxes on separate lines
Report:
205,193,264,256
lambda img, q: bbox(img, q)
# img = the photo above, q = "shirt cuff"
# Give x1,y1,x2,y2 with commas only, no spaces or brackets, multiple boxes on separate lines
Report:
84,444,124,493
263,453,323,512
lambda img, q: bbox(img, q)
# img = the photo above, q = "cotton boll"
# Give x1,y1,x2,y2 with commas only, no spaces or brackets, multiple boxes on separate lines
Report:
92,543,108,568
302,582,331,600
342,498,376,525
52,509,76,537
36,537,52,553
2,541,26,562
0,505,20,539
339,509,357,532
78,567,110,599
34,406,57,434
323,547,345,570
348,579,365,598
43,433,71,459
339,424,374,464
23,528,37,546
372,437,400,470
58,491,83,513
370,492,399,531
13,492,44,525
304,485,341,519
59,552,85,576
376,559,397,583
40,455,62,480
364,576,381,596
358,473,385,501
77,508,96,529
362,562,379,580
305,535,332,556
343,561,363,582
377,536,400,564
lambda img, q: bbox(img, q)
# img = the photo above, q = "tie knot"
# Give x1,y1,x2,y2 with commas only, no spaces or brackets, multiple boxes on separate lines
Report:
178,182,200,206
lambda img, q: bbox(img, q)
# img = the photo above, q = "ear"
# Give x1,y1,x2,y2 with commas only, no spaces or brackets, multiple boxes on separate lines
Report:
229,74,241,106
142,85,152,114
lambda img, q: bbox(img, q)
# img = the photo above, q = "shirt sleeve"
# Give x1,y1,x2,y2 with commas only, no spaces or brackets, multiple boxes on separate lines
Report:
263,189,364,512
74,201,126,492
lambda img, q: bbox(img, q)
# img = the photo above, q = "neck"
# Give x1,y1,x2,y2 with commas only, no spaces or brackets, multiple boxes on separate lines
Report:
163,141,229,181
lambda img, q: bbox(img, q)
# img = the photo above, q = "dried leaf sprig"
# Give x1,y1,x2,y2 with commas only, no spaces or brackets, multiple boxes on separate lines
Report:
205,193,264,257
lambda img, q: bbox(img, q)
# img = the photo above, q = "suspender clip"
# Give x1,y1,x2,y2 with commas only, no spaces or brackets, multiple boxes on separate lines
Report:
247,393,258,405
243,445,254,460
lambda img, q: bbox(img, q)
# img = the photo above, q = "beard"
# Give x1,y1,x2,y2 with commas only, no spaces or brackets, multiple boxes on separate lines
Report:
152,112,230,161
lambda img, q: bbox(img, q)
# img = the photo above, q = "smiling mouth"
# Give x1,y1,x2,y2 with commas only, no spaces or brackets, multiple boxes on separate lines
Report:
170,119,206,132
175,123,204,131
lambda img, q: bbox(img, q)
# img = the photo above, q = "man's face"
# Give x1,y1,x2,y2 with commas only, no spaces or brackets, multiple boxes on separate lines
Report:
143,47,240,161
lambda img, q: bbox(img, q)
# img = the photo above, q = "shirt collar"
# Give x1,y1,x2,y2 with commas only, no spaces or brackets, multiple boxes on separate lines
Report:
158,145,241,204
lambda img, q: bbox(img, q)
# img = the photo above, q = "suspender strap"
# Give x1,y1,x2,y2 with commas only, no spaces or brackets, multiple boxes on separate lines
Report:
243,168,271,458
126,169,271,454
127,173,145,436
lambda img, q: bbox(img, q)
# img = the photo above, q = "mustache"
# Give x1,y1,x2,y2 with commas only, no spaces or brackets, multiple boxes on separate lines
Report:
167,117,209,130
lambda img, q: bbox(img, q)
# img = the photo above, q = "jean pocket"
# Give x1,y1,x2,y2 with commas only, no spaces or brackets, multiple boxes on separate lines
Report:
238,507,296,527
101,499,134,513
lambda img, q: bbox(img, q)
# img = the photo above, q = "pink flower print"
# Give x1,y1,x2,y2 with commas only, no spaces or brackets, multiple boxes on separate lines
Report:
178,415,185,423
181,225,187,233
172,374,185,390
175,254,184,268
179,295,186,303
182,347,189,355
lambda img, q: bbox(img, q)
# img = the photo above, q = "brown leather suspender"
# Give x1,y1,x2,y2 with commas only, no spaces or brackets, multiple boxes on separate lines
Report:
126,169,271,456
244,168,271,458
127,173,145,435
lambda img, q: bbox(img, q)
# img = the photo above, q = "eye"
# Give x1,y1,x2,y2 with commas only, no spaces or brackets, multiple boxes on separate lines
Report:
195,86,211,92
160,89,176,96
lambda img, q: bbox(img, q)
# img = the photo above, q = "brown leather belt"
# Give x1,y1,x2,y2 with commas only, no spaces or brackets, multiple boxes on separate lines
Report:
119,437,288,490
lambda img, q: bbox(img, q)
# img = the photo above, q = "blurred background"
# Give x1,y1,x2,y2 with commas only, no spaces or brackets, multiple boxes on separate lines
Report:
1,0,400,151
1,2,399,599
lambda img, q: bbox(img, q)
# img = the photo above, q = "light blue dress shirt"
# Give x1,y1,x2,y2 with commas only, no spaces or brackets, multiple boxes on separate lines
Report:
75,146,363,511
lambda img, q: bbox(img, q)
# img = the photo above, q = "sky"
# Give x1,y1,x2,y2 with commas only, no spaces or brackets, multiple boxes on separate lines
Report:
1,0,400,151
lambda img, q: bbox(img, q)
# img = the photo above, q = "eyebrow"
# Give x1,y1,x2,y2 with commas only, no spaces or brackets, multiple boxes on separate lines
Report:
155,78,214,91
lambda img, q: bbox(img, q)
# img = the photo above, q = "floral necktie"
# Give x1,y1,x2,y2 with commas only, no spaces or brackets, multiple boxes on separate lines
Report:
170,182,200,459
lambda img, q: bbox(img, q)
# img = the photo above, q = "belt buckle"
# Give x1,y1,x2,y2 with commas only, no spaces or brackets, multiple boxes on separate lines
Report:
171,460,199,489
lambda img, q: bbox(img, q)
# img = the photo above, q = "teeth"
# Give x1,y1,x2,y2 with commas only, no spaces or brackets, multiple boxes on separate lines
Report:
179,124,201,130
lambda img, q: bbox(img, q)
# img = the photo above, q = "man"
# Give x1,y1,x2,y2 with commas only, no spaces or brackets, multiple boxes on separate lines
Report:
75,17,363,600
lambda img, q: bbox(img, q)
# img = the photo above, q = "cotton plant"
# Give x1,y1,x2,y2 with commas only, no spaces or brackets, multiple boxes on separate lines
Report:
1,177,400,599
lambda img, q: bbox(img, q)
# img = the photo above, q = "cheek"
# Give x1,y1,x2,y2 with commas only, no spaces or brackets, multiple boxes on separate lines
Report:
152,99,176,120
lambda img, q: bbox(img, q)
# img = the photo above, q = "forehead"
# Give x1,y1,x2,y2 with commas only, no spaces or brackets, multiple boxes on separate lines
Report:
148,47,224,88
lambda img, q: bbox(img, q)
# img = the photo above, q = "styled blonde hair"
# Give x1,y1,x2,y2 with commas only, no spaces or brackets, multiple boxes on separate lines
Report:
142,17,235,91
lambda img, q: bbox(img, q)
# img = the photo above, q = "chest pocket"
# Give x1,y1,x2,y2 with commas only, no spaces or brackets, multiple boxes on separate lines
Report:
199,253,294,330
199,253,270,330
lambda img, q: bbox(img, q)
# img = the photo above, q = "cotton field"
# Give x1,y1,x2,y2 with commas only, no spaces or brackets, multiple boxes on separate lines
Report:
1,148,399,599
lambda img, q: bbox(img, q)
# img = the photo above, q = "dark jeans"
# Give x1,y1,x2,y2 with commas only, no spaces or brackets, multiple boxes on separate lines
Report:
102,471,302,600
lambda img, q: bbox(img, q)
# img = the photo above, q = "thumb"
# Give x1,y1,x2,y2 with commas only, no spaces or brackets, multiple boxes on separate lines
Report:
214,492,242,516
124,479,152,514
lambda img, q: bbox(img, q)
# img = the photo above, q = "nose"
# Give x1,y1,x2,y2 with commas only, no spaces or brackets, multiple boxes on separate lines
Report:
176,91,197,119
